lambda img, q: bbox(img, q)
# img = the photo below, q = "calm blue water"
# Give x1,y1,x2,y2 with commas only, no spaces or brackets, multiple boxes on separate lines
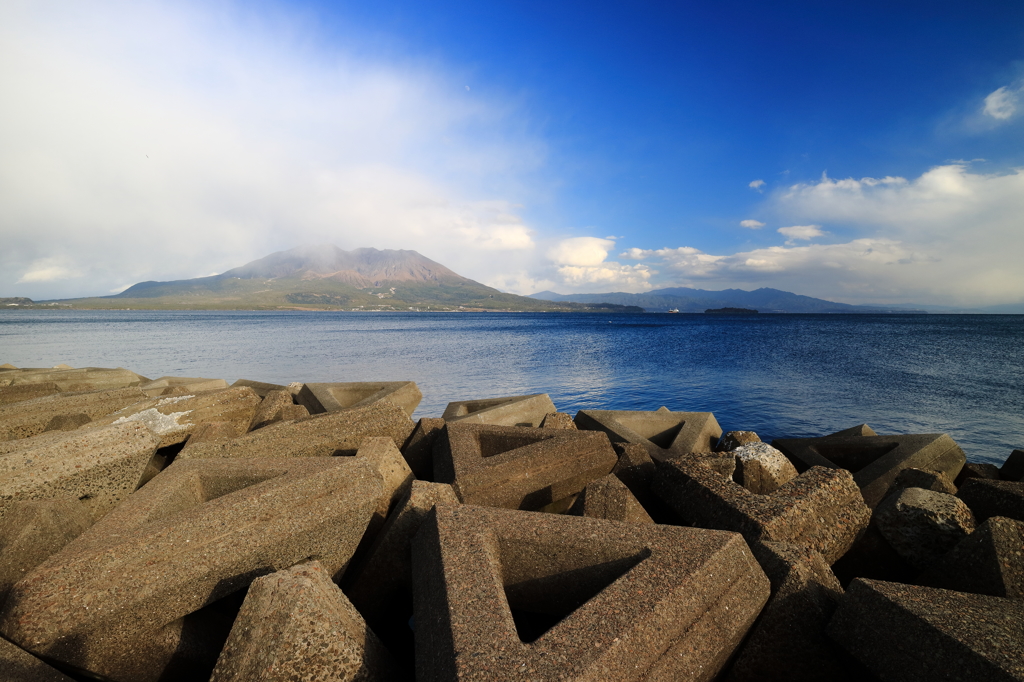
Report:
1,310,1022,465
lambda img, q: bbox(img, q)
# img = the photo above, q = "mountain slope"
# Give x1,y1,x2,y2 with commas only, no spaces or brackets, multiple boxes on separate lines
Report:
56,246,643,312
529,287,925,313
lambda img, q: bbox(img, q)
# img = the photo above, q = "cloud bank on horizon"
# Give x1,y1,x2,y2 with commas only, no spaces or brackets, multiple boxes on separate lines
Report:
2,0,1024,308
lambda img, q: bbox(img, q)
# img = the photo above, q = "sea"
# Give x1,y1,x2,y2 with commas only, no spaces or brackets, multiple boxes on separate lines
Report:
1,309,1022,466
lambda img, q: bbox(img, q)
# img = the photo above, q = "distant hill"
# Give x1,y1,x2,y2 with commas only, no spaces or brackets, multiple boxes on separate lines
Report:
44,246,643,313
529,287,928,313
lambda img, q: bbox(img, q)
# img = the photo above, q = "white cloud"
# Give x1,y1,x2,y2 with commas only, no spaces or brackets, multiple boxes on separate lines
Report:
0,0,545,299
548,237,615,267
621,165,1024,306
983,85,1019,120
749,179,766,190
777,224,825,242
740,219,765,229
542,237,652,292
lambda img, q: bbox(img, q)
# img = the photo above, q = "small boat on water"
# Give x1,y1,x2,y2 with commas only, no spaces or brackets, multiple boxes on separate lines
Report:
668,308,679,313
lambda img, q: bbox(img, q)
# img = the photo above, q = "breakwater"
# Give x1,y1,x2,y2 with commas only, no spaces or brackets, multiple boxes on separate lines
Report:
0,364,1021,681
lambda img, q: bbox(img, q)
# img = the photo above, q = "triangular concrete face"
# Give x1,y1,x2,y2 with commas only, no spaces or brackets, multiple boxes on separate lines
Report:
771,433,966,508
574,408,722,462
412,504,769,682
0,457,384,682
433,423,617,510
441,394,557,427
296,381,422,417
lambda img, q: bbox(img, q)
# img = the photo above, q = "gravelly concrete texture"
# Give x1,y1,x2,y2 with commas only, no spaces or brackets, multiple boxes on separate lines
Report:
433,422,618,510
653,453,871,563
0,456,383,682
412,504,769,682
827,578,1024,682
0,387,150,441
211,560,398,682
574,407,722,462
297,381,422,417
441,393,557,428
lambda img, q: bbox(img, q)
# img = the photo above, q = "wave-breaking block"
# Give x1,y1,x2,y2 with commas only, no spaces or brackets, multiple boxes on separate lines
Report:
771,433,966,508
441,394,557,427
917,516,1024,599
653,454,871,564
0,422,158,522
827,578,1024,682
211,560,398,682
957,478,1024,523
139,376,229,397
0,366,146,392
177,400,416,460
412,504,769,682
0,387,149,442
433,422,617,510
0,457,383,682
574,408,722,462
296,381,422,417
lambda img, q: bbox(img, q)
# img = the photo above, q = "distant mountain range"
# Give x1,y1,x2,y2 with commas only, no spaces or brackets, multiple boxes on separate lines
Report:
23,246,643,312
528,287,929,313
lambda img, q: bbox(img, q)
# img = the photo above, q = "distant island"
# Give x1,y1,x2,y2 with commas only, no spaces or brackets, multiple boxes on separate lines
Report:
3,246,643,313
705,307,758,315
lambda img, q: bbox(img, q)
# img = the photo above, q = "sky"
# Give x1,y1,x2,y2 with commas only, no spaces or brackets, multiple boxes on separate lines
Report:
2,0,1024,307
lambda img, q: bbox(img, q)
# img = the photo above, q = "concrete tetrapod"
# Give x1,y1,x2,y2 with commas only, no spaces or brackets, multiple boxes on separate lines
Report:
412,504,770,682
0,387,149,442
0,636,74,682
957,478,1024,522
211,561,398,682
0,422,159,522
652,454,871,564
827,578,1024,682
567,474,654,524
433,422,618,510
296,381,422,417
916,516,1024,599
177,400,416,460
574,407,722,462
771,433,966,508
441,393,557,428
0,457,384,682
139,376,229,397
0,366,146,392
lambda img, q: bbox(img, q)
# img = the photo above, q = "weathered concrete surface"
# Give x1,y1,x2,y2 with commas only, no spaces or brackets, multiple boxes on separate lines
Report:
574,408,722,462
0,497,92,603
0,366,145,392
91,386,262,447
140,376,229,397
229,378,287,398
433,423,618,510
441,393,557,428
0,456,384,682
0,422,159,522
297,381,422,417
610,443,656,507
957,479,1024,522
1001,449,1024,482
0,387,149,442
248,389,296,431
772,433,966,508
874,487,976,570
733,442,799,495
725,542,860,682
540,412,577,429
412,504,769,682
41,412,92,433
0,382,60,406
653,454,871,563
717,430,761,452
0,636,74,682
347,480,460,618
917,516,1024,599
827,578,1024,682
889,467,958,495
211,560,398,682
402,417,445,480
567,474,654,524
827,424,879,438
178,400,416,461
350,437,416,562
955,461,1002,487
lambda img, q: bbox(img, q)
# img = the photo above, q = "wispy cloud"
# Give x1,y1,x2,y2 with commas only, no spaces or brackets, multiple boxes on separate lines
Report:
749,179,766,191
740,219,765,229
777,224,825,244
983,85,1020,121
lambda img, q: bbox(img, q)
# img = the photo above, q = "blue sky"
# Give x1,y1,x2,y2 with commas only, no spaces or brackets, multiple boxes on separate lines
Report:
2,0,1023,305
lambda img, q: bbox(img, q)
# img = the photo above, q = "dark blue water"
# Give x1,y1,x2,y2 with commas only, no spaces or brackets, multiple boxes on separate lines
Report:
1,310,1022,465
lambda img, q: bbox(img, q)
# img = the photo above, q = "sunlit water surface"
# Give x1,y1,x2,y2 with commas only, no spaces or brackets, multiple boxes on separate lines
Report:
2,310,1021,465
